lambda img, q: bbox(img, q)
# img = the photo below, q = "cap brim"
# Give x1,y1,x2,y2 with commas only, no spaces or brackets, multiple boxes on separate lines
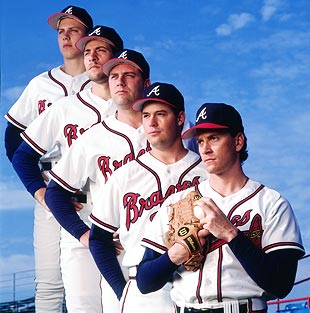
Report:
48,13,86,30
131,98,176,112
76,36,115,52
102,58,142,76
181,123,229,140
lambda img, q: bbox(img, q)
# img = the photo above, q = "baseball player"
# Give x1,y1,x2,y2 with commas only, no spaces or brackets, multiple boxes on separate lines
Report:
3,6,93,312
11,25,124,312
88,82,209,313
44,49,152,313
137,103,305,313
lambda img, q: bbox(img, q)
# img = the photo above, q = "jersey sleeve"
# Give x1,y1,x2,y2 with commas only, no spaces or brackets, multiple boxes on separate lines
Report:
20,102,63,156
47,130,95,193
262,193,305,254
5,76,43,129
89,174,121,233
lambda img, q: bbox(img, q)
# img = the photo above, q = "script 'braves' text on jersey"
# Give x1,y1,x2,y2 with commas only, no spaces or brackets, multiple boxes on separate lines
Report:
89,151,207,267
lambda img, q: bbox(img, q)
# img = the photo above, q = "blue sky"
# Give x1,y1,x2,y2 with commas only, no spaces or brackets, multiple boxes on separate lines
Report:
1,0,309,302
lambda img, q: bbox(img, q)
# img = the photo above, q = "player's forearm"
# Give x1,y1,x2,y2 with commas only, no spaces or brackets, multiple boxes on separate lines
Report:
4,122,24,162
45,180,89,240
229,230,301,298
12,141,46,196
89,225,127,300
137,247,178,294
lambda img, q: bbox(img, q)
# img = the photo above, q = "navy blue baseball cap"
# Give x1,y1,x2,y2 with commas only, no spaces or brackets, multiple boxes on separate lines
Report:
76,25,123,53
102,49,150,79
182,103,244,139
131,82,184,113
48,5,93,30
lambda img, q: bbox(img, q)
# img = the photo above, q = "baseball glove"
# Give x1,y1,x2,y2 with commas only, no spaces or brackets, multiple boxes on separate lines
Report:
164,191,208,271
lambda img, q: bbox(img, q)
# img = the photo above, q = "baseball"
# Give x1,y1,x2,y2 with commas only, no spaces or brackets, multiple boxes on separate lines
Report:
194,205,205,219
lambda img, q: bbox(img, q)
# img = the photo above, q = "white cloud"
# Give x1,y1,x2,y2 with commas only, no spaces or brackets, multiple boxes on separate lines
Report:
216,13,254,36
1,86,25,103
261,0,282,22
0,181,34,210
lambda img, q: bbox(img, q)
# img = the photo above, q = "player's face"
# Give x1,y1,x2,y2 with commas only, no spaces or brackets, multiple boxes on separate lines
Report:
142,102,184,150
108,64,146,108
197,130,243,175
84,40,113,83
57,18,87,59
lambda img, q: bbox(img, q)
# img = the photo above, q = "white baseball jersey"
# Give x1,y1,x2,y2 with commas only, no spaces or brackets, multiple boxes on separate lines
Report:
21,88,116,158
5,66,91,130
142,179,304,309
89,150,208,267
47,115,151,201
47,115,197,203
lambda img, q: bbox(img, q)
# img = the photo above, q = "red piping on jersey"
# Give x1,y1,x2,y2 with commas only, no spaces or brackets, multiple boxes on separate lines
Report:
101,120,136,157
89,213,118,232
47,70,68,96
263,241,304,252
196,266,204,303
76,92,102,125
217,247,224,302
5,113,27,130
80,79,91,91
178,157,202,183
21,132,47,155
227,184,265,220
135,158,161,191
120,280,132,313
48,170,79,193
141,238,168,252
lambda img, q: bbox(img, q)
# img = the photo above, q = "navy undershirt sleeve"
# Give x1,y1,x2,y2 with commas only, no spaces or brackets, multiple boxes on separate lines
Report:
137,232,302,298
4,122,24,162
45,180,89,240
228,230,303,298
12,141,46,196
89,224,127,300
137,248,179,294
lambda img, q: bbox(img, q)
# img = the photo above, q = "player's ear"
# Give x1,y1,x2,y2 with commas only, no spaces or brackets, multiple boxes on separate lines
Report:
177,111,185,126
144,79,151,89
235,132,245,152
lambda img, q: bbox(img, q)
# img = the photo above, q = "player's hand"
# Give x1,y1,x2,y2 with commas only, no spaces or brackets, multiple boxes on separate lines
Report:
71,199,84,212
167,242,190,266
80,230,90,248
34,187,50,212
113,233,124,256
194,197,238,242
41,171,49,182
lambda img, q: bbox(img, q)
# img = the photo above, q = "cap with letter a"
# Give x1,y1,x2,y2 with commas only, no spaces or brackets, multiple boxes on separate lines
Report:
131,82,184,113
48,5,93,30
182,103,244,139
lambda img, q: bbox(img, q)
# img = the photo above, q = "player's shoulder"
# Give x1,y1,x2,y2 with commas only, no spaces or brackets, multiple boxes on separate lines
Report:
247,179,287,206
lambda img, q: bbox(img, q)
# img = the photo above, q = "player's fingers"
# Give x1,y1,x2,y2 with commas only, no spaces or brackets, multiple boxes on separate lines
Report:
71,200,83,211
41,172,50,182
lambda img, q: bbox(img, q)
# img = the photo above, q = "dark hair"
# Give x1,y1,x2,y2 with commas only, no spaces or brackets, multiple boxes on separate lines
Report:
229,130,248,163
